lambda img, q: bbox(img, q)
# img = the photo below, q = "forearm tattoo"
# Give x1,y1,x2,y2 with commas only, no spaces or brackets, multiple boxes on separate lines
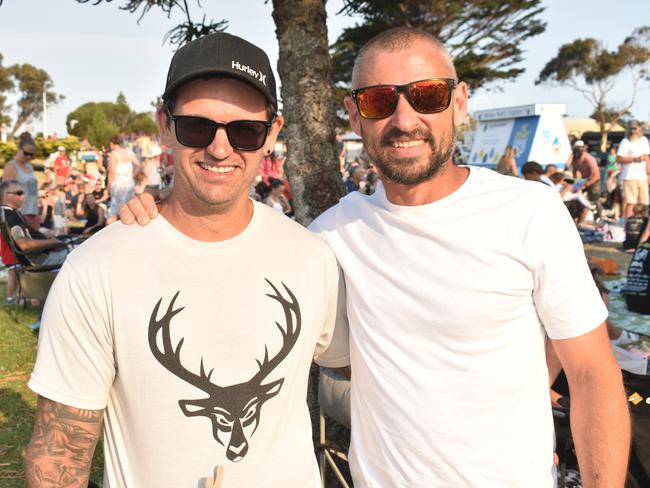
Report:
25,396,103,487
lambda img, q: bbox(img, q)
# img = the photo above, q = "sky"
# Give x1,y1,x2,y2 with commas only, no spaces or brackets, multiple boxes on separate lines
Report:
0,0,648,137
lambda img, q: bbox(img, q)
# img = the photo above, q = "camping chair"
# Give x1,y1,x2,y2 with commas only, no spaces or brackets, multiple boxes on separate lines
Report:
317,367,352,488
0,219,61,321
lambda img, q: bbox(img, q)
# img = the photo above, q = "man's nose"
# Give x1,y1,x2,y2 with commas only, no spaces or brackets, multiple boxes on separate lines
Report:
388,93,420,132
206,127,234,159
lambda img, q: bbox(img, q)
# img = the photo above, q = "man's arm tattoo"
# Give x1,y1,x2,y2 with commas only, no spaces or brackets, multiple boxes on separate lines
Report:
25,395,103,488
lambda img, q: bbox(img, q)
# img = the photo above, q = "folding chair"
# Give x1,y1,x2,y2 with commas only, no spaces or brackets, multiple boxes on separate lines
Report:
0,218,60,321
317,367,352,488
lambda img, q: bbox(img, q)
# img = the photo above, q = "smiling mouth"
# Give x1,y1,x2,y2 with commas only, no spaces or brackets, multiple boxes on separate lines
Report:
197,162,236,174
389,140,425,148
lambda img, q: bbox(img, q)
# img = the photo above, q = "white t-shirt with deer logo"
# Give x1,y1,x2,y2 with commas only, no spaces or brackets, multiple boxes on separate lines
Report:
29,201,349,487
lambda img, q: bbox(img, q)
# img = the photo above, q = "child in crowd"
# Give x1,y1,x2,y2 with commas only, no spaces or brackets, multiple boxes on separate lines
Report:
549,172,595,209
623,204,649,251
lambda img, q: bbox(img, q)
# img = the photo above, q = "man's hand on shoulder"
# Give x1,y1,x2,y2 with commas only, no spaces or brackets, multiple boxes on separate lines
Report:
120,192,159,225
25,395,103,487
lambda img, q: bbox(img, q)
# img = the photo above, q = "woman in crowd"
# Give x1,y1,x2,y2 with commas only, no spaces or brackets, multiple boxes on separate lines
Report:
75,192,106,236
496,145,518,177
2,137,40,231
107,135,139,223
264,178,292,215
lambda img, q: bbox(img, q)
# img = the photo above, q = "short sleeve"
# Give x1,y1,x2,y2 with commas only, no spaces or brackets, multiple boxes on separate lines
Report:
523,190,608,340
28,260,115,409
313,261,350,368
9,225,27,241
617,139,629,156
642,137,650,154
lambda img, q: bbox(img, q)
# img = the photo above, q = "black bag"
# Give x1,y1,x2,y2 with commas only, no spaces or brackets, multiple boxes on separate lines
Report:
625,240,650,314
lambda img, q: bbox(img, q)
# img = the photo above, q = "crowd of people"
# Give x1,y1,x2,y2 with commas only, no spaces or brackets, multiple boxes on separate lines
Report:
1,27,646,488
489,131,650,253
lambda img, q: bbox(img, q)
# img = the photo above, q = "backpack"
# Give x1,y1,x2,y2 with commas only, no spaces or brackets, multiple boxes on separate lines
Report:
625,240,650,314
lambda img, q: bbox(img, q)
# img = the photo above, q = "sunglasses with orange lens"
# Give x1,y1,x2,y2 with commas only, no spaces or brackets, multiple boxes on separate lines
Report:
351,78,456,119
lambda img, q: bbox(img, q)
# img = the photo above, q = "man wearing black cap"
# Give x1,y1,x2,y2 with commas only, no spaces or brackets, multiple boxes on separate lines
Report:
24,33,349,487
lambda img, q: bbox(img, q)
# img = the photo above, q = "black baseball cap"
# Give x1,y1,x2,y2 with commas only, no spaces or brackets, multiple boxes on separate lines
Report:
162,32,277,112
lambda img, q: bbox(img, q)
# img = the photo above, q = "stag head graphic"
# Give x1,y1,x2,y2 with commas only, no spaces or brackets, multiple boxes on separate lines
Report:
148,279,301,462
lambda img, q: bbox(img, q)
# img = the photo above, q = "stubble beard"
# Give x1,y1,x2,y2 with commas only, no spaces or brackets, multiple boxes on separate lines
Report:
364,125,455,186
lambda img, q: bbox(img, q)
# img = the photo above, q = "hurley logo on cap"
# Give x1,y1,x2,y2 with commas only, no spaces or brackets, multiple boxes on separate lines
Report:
232,60,267,86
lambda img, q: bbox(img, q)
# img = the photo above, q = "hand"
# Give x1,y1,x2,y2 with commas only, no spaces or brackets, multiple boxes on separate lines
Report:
204,465,224,488
119,192,159,225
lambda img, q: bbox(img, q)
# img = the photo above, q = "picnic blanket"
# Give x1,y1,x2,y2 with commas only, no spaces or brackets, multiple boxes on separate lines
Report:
605,279,650,375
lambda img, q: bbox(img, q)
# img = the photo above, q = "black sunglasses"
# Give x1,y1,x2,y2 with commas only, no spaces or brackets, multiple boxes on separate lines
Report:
167,110,273,151
351,78,456,119
22,151,35,158
6,190,24,196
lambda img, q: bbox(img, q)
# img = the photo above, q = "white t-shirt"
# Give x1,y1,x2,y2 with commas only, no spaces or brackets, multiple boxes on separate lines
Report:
29,201,349,487
618,136,650,180
309,167,607,487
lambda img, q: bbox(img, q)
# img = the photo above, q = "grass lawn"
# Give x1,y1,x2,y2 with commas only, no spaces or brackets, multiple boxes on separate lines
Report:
0,294,104,486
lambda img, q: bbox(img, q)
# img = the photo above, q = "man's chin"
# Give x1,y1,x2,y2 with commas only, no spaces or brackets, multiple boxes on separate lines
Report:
375,157,445,186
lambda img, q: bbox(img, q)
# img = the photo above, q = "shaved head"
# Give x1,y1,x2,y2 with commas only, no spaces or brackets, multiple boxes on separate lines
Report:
351,27,457,88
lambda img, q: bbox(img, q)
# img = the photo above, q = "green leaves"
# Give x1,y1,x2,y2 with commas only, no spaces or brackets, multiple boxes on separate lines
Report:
537,26,650,151
331,0,547,89
76,0,228,48
66,96,158,148
0,62,64,137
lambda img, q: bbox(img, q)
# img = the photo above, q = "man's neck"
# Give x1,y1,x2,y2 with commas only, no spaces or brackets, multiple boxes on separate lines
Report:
159,195,254,242
382,164,470,206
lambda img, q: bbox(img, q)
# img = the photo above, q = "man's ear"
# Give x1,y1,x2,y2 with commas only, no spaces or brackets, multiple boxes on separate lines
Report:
156,107,174,146
453,81,468,127
344,95,362,137
262,114,284,155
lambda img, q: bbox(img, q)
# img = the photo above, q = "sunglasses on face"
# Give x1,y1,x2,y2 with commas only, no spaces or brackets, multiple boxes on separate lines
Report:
22,151,35,158
351,78,457,119
167,110,273,151
6,190,24,196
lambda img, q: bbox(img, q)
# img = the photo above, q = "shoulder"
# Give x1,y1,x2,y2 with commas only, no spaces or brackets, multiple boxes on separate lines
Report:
2,207,22,225
66,220,153,267
470,167,560,211
259,202,323,245
258,202,338,264
309,203,341,237
309,190,371,235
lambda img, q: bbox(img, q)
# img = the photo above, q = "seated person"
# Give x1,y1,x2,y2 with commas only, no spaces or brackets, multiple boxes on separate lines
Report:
0,180,68,267
549,172,594,210
75,193,106,236
623,204,649,250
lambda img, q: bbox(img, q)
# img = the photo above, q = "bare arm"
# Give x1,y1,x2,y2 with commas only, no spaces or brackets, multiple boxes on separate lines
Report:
14,236,66,253
107,154,116,198
25,395,103,487
551,324,630,487
509,157,518,177
3,161,17,181
585,155,601,187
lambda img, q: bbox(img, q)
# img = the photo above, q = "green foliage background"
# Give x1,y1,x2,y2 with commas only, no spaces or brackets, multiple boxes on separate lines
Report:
67,94,158,149
0,137,81,166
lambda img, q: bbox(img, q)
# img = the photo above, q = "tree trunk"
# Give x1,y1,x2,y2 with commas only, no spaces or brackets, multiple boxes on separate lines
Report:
272,0,344,227
272,1,349,468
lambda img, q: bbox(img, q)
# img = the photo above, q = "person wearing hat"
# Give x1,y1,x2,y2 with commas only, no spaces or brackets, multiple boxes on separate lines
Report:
567,140,601,223
52,145,71,187
24,33,348,487
617,121,650,220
